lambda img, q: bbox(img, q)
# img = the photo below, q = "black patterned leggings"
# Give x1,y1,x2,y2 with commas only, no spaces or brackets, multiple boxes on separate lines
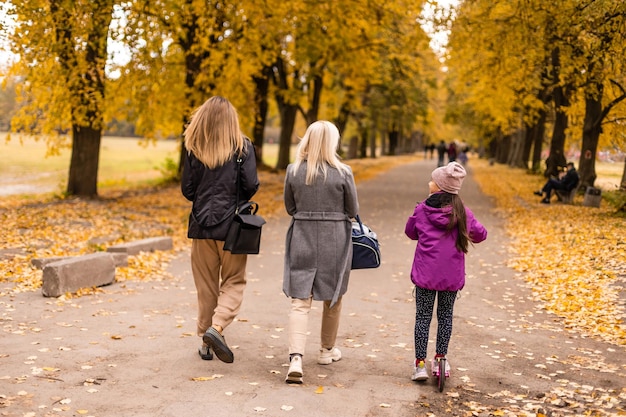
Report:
414,286,458,360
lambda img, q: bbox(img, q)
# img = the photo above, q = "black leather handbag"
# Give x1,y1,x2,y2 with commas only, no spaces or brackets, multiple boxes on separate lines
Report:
224,201,265,254
223,158,265,254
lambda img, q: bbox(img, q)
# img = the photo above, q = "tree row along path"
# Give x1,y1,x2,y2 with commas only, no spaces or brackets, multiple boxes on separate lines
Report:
0,155,624,416
471,159,626,347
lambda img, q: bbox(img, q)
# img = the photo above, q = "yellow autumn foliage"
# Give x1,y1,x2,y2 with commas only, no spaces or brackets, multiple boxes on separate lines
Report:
472,159,626,346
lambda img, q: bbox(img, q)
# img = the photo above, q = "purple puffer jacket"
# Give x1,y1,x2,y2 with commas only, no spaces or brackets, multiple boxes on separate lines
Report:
405,192,487,291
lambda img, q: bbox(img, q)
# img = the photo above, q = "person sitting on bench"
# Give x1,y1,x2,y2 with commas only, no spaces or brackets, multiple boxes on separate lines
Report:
534,162,579,204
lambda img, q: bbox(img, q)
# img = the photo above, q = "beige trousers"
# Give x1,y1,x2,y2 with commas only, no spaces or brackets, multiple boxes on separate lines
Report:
288,296,343,355
191,239,247,337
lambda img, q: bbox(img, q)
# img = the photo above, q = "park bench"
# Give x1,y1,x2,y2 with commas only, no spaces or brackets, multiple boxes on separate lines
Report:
555,186,578,204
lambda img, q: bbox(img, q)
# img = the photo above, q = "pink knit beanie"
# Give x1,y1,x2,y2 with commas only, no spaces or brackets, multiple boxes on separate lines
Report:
432,162,466,194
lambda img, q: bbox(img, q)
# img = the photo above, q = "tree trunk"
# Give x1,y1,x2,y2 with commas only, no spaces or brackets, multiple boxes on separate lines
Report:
545,48,569,177
334,93,353,136
272,56,298,170
528,71,551,172
347,135,358,159
521,123,533,170
369,123,377,158
577,65,626,190
252,66,272,166
495,131,509,164
531,109,547,173
358,122,368,158
306,73,323,125
54,0,113,197
546,95,568,177
507,121,526,168
578,90,603,189
620,160,626,191
388,129,399,156
276,103,297,170
67,126,101,197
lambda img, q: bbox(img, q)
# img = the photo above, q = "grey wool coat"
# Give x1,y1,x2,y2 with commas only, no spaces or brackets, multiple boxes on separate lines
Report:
283,162,359,307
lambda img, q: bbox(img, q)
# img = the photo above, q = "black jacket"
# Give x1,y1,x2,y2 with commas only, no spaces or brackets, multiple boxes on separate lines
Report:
181,139,259,240
561,167,579,191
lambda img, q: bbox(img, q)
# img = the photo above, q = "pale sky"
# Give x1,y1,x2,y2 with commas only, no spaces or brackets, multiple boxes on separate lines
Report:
0,3,16,70
421,0,459,56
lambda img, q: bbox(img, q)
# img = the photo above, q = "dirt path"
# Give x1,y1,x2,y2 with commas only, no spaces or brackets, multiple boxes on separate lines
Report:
1,159,624,417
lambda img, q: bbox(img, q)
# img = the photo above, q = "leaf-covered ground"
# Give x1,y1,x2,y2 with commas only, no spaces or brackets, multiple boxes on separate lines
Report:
1,155,625,417
1,156,624,349
471,159,626,347
1,155,623,345
0,155,415,298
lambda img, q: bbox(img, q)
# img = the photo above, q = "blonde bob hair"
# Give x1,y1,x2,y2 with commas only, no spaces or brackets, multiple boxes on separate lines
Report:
291,120,351,185
183,96,245,169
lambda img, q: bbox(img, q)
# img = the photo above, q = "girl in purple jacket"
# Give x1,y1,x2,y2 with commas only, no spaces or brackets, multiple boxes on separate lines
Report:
405,161,487,382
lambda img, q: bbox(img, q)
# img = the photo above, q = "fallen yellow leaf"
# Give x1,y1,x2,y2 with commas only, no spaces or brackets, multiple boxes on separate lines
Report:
191,376,216,381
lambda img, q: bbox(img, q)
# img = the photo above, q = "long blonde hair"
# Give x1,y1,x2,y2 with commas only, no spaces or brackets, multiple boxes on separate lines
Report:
183,96,245,169
291,120,350,185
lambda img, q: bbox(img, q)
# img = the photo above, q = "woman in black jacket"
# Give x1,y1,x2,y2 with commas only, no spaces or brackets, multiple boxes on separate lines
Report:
181,96,259,363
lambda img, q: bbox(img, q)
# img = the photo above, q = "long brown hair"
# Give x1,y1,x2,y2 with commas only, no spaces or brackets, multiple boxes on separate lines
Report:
183,96,245,169
447,194,470,253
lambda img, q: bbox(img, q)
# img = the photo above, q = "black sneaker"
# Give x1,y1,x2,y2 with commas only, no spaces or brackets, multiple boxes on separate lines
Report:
203,326,234,363
540,198,550,204
198,344,213,360
533,191,543,196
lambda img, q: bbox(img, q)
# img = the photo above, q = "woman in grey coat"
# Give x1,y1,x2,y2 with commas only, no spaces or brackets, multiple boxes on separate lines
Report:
283,120,359,384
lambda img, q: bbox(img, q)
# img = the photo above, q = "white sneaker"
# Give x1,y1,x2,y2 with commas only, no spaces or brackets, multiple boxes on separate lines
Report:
411,360,428,381
286,355,303,384
318,347,342,365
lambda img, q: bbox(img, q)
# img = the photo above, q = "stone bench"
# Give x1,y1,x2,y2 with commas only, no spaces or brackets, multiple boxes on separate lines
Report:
107,237,173,256
37,237,172,297
42,253,117,297
33,252,128,269
555,187,577,204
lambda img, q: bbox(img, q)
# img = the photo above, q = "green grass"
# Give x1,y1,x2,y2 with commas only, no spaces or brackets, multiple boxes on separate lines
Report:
0,133,180,195
594,161,623,190
0,133,286,197
0,132,622,197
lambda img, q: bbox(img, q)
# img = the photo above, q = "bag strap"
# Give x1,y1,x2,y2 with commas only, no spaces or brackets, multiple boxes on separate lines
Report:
355,214,365,234
234,157,243,214
237,201,259,215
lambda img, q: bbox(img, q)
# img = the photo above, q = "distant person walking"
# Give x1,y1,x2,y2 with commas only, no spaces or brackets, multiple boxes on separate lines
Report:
447,142,458,162
436,140,447,167
405,162,487,381
282,120,359,384
458,147,468,166
181,96,260,364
